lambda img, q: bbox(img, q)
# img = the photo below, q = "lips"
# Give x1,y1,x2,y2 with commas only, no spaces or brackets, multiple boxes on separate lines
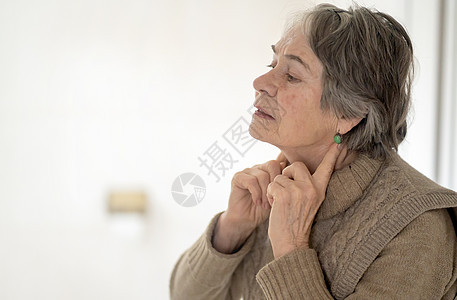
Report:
254,105,275,120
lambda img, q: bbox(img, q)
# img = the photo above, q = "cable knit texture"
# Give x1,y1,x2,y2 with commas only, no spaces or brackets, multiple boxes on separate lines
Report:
170,152,457,299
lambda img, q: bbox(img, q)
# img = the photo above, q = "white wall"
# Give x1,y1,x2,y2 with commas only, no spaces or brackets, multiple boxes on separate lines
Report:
437,0,457,189
0,0,444,299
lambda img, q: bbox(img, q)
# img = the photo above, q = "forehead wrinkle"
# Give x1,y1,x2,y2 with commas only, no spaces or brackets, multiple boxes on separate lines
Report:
271,33,294,55
271,43,313,75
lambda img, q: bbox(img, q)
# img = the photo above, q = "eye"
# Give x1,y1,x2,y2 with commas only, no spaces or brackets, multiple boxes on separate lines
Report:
287,73,300,82
266,63,276,69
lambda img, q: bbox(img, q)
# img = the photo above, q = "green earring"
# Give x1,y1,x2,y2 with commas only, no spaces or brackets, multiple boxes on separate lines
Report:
334,133,342,144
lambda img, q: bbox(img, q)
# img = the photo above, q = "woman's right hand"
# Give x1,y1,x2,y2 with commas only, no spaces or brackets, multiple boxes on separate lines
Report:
212,154,287,253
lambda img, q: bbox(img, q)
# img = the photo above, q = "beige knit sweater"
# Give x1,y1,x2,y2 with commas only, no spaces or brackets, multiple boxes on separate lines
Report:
170,152,457,299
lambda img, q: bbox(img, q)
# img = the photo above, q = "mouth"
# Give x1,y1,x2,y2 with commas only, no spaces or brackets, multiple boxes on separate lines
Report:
254,105,275,120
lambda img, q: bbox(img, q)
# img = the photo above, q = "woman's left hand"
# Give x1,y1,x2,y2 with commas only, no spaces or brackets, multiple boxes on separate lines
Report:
266,144,341,259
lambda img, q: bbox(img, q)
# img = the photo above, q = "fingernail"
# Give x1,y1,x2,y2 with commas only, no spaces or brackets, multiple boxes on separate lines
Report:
337,143,343,150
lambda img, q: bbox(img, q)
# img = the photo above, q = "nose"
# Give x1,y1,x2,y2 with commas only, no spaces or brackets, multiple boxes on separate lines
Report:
253,70,277,97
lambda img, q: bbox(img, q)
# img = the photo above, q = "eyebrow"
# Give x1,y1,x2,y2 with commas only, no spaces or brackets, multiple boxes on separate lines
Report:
271,44,311,73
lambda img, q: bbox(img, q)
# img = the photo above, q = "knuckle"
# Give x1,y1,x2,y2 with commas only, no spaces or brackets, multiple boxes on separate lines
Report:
258,171,270,181
234,170,244,177
231,171,242,183
251,169,269,186
291,161,305,168
233,170,247,181
265,160,280,170
273,174,283,182
241,168,251,174
264,160,282,178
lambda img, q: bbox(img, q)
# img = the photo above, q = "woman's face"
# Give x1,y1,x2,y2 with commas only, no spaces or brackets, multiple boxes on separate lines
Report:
250,27,337,151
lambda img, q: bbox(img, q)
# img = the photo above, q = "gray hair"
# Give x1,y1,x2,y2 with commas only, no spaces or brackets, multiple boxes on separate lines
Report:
288,4,414,159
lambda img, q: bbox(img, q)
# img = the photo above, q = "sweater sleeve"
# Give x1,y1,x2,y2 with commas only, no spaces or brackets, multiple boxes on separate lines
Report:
256,209,457,299
170,212,257,300
256,247,334,299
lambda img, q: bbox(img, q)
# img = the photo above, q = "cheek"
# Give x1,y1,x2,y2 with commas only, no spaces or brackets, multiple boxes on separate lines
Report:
277,91,329,138
277,94,308,135
279,93,302,114
279,91,321,122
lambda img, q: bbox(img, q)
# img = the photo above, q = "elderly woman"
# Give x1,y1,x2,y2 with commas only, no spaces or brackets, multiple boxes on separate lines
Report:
170,4,457,299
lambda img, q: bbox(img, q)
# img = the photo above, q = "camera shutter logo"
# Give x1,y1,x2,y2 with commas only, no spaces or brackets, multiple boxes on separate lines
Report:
171,173,206,207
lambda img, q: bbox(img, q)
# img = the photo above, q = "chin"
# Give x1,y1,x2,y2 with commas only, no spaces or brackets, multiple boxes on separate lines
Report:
249,123,270,143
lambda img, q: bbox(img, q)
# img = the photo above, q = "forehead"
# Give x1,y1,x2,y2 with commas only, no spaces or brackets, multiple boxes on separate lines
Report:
274,26,322,75
275,26,311,55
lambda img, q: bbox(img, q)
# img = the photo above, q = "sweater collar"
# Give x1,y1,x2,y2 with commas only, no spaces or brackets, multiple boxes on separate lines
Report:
316,153,384,221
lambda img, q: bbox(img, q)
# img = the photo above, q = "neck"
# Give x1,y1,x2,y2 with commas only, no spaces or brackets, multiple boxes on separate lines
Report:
279,144,358,174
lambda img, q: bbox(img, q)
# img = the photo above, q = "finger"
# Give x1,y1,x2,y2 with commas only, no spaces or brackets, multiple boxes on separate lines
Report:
276,152,289,171
233,172,263,205
272,174,293,188
257,160,282,182
313,143,342,187
267,182,288,206
244,168,271,207
282,161,312,181
266,182,279,206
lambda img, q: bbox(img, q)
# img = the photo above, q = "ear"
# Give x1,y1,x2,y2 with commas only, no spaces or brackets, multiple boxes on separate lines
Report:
338,117,363,135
